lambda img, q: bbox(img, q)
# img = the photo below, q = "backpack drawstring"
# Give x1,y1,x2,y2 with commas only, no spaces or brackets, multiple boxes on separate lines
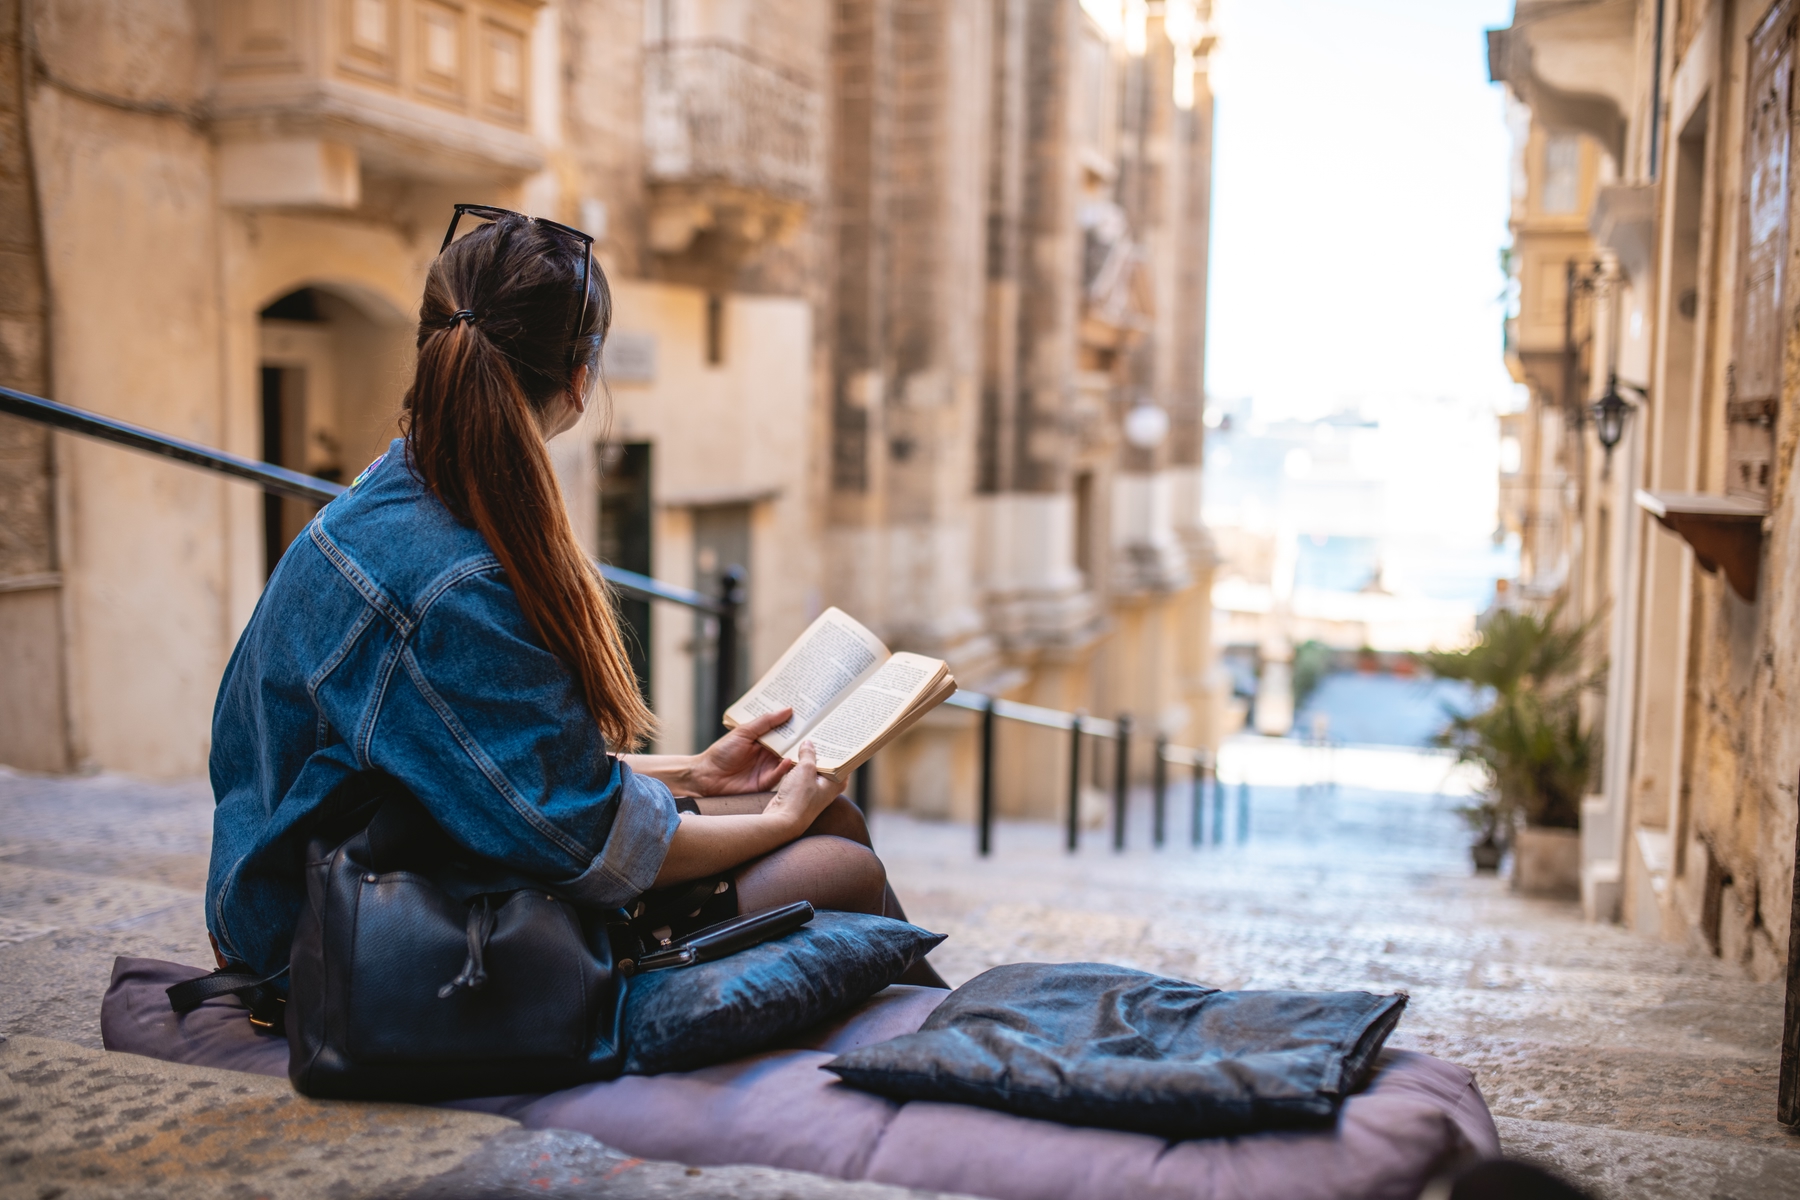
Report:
438,896,496,998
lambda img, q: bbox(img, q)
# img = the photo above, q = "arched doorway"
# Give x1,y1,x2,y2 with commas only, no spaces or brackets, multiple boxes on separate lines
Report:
257,286,410,576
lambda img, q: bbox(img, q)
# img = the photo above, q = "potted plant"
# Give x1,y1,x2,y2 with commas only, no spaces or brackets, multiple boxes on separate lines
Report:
1459,797,1506,872
1422,607,1599,894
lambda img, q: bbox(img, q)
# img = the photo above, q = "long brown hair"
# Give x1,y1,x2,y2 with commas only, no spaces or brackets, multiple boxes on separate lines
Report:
402,214,656,751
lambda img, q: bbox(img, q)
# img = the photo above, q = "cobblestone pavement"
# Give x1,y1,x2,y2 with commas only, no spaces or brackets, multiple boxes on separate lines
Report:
4,742,1800,1198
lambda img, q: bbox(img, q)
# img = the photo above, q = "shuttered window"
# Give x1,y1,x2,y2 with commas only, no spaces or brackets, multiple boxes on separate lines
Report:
1729,2,1796,502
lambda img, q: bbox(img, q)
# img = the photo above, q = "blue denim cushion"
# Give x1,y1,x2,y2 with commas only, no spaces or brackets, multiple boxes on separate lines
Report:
824,962,1407,1139
621,911,945,1075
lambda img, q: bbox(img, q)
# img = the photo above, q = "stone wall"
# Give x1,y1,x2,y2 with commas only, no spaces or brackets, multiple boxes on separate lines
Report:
0,0,68,772
1673,0,1798,981
1494,0,1798,982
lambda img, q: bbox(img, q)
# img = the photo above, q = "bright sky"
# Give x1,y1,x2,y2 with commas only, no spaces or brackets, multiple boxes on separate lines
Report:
1207,0,1518,416
1205,0,1521,554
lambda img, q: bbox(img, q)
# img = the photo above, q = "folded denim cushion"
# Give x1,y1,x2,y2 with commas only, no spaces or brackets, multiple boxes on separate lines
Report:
622,910,944,1075
825,962,1407,1139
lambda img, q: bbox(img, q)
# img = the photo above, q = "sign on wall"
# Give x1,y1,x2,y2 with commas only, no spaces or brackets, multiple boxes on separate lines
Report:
604,331,658,384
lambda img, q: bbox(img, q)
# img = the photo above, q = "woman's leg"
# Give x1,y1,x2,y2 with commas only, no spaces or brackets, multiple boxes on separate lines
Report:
732,833,887,914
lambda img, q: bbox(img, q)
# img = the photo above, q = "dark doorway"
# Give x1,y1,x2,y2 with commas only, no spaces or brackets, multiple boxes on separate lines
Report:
692,504,750,751
259,364,311,578
599,441,655,704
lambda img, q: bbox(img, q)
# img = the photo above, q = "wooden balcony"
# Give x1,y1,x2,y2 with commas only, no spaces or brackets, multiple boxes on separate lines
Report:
211,0,546,205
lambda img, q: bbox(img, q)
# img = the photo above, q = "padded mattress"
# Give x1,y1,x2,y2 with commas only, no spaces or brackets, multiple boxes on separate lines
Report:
102,957,1499,1200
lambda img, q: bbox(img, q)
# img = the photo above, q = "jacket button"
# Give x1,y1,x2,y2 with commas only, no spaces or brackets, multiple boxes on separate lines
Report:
364,874,378,883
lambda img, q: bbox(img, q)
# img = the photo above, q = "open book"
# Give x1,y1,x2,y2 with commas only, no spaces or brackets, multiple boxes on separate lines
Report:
723,608,956,781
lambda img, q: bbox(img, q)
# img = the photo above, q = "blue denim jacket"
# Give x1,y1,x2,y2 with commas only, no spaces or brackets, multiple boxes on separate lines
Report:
206,440,678,978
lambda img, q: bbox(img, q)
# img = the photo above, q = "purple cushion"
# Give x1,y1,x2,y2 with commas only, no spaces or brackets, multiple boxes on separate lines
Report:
103,957,290,1077
103,958,1499,1200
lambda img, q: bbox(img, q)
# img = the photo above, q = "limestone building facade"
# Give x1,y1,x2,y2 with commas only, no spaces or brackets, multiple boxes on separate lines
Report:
0,0,1221,821
1489,0,1800,1001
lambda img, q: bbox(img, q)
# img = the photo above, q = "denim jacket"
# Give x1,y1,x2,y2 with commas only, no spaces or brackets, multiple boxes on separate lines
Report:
206,439,678,979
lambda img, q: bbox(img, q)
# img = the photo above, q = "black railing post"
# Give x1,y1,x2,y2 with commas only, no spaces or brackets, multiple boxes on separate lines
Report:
1152,734,1168,848
1112,713,1131,853
712,566,745,739
1191,756,1206,847
978,695,996,857
1066,713,1084,853
853,761,872,817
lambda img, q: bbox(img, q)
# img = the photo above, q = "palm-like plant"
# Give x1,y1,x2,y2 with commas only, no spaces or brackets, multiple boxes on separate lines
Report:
1423,607,1600,831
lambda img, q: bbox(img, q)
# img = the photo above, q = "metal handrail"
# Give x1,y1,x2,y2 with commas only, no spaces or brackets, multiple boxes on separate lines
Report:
0,386,726,615
2,386,346,506
2,385,1236,855
944,689,1216,858
599,563,728,614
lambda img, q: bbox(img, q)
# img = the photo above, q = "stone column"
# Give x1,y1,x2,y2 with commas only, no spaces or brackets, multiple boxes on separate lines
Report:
976,0,1091,649
826,0,1003,816
824,0,896,625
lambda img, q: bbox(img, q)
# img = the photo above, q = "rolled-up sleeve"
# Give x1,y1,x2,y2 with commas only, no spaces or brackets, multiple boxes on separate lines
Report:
556,765,679,906
362,566,678,898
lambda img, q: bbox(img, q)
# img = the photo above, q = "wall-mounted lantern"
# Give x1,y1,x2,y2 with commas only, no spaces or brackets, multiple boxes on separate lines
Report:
1588,374,1644,459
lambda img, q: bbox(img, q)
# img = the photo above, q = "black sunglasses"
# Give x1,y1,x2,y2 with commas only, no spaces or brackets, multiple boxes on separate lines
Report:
440,204,597,370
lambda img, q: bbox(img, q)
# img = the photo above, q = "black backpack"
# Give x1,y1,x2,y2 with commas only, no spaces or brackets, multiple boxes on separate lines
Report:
173,774,626,1101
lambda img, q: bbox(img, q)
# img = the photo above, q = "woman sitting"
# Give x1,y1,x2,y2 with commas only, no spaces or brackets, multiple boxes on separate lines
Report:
205,206,944,992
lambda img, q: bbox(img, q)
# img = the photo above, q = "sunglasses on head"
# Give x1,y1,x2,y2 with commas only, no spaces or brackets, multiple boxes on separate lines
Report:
440,204,597,371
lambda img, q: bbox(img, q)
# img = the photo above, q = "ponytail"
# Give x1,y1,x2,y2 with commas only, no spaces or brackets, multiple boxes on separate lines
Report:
403,216,656,752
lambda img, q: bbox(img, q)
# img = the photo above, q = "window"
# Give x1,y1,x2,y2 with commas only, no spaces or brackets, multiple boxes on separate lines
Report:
705,293,725,366
1074,471,1095,582
644,0,676,42
1541,134,1582,214
1076,31,1115,163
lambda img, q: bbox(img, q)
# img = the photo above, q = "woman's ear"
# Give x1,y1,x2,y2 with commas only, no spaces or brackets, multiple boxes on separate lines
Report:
570,363,590,414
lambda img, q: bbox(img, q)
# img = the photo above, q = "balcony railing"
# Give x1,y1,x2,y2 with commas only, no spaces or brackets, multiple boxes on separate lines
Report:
643,40,821,201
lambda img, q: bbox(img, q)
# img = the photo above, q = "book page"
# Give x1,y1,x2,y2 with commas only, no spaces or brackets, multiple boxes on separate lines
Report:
723,608,889,752
804,653,943,771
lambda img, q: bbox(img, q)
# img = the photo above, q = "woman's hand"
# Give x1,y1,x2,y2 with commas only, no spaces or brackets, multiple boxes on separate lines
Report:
761,742,839,836
684,708,797,796
650,740,841,887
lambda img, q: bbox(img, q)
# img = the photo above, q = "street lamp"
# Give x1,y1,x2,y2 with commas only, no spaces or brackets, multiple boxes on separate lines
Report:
1588,374,1643,459
1124,400,1170,449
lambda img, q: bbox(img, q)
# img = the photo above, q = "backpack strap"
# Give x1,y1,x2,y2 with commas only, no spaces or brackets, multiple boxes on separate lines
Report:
167,965,290,1033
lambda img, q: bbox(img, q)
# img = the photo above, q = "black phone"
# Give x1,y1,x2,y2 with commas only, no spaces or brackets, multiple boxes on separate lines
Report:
630,900,815,974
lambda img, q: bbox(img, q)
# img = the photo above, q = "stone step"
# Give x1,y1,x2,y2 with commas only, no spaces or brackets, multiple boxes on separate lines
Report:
0,1035,969,1200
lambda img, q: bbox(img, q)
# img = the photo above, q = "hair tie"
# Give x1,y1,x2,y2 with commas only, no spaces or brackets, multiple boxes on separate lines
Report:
450,309,477,326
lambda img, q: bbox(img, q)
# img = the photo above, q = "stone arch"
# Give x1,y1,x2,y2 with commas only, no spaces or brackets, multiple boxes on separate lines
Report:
255,280,415,573
253,276,413,329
